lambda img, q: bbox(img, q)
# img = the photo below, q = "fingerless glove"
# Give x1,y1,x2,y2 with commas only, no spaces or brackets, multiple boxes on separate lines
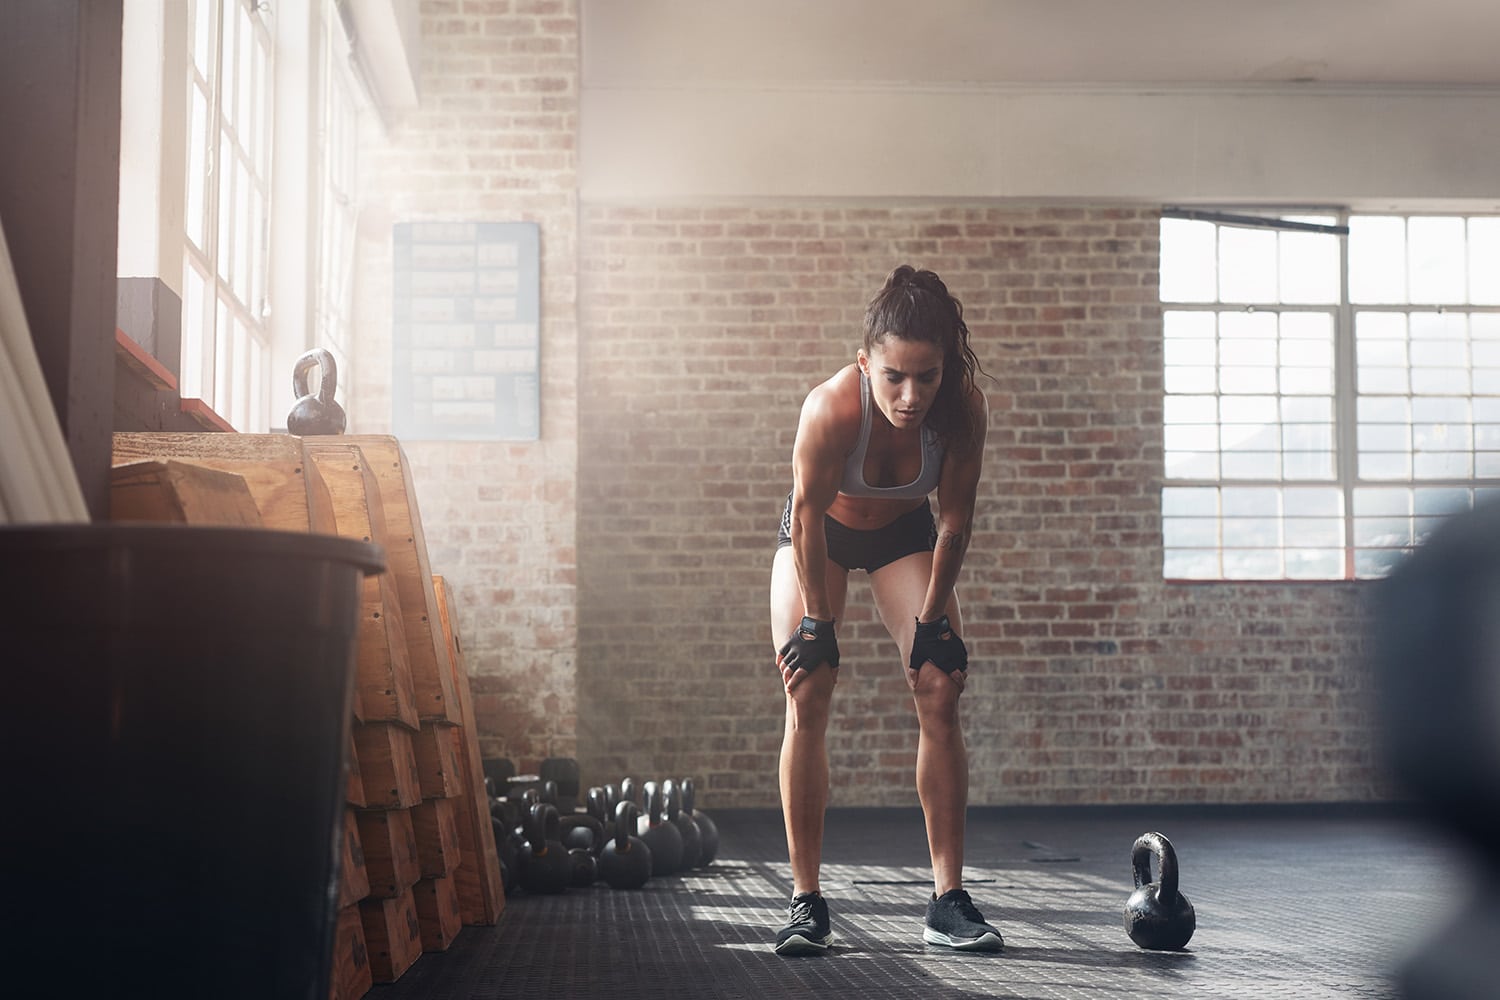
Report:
910,615,968,674
778,616,840,673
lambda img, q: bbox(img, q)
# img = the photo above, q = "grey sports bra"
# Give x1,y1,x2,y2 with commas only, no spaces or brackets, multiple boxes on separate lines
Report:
838,371,944,500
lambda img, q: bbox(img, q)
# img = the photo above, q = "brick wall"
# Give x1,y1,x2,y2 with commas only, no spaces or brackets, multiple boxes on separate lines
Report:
577,203,1385,808
352,0,579,767
348,8,1387,808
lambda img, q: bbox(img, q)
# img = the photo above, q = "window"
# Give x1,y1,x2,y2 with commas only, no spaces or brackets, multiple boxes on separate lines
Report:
183,0,274,432
315,0,364,390
1160,210,1500,580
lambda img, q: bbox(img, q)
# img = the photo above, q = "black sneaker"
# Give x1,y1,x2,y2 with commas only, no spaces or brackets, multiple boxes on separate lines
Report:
774,891,833,955
923,888,1004,952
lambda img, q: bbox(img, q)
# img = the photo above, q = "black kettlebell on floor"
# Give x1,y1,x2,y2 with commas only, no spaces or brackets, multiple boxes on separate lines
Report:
587,786,615,844
638,781,684,877
518,803,570,894
662,779,702,871
560,810,605,855
567,843,598,888
1124,831,1196,950
682,777,719,866
599,801,652,890
619,777,639,810
286,347,347,435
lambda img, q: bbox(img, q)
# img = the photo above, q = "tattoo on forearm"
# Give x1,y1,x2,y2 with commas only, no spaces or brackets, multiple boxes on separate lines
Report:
936,530,966,552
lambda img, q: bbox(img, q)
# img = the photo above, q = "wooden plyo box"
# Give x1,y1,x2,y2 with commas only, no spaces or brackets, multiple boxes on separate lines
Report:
339,808,371,908
320,436,461,725
306,442,420,730
330,903,373,1000
411,874,463,953
356,808,421,900
358,889,422,984
353,723,422,811
112,433,337,534
109,459,263,526
410,796,462,879
433,576,505,925
413,722,463,800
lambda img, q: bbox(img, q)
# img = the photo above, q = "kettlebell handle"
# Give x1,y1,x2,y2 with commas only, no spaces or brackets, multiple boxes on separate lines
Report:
1131,831,1180,904
292,347,339,404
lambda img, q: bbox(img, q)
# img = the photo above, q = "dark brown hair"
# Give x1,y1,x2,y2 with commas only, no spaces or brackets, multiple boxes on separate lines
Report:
863,264,986,451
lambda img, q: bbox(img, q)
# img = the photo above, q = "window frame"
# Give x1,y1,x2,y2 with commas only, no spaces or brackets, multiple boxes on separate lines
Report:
1160,207,1500,582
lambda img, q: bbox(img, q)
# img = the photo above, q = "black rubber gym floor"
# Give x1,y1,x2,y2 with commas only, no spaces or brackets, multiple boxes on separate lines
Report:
370,805,1477,999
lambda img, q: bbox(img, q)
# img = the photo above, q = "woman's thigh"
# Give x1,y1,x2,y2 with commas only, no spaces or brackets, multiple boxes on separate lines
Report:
868,550,963,666
769,544,850,652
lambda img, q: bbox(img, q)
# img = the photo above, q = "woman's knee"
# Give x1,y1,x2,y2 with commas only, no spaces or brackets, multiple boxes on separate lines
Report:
785,668,837,729
910,667,962,731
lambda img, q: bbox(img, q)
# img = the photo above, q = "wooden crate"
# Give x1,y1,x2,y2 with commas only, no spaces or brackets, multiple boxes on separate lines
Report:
358,889,422,984
412,722,463,800
346,735,366,807
111,432,336,534
352,723,422,811
411,874,463,953
410,796,462,879
323,436,460,725
109,459,262,525
433,576,505,925
329,903,372,1000
338,808,371,908
355,808,421,900
306,443,421,730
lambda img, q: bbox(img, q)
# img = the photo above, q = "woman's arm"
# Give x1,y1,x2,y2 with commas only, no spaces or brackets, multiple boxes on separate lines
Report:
788,383,848,622
920,386,989,622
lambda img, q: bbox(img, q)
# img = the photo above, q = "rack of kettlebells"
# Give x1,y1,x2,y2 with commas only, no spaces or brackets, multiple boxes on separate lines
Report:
480,757,721,894
110,430,505,1000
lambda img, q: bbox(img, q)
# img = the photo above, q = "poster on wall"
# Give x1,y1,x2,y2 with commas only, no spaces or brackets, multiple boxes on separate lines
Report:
391,221,540,441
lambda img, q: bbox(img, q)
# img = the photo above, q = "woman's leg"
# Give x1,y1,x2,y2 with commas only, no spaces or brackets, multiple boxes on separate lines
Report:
869,550,968,896
770,544,848,895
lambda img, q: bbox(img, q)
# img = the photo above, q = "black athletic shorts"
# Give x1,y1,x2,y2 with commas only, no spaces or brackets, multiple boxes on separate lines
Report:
776,492,937,572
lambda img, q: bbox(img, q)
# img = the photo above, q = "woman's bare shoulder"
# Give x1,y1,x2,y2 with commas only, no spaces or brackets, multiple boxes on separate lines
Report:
797,363,863,453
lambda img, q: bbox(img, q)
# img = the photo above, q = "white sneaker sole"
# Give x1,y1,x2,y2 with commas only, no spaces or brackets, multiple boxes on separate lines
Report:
774,931,834,955
923,926,1004,952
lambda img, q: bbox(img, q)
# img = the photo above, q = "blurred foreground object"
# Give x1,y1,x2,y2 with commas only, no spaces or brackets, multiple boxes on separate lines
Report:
0,211,89,523
1373,499,1500,999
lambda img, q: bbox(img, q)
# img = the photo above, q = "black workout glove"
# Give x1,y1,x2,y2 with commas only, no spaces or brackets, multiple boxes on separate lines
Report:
910,615,968,675
778,616,840,674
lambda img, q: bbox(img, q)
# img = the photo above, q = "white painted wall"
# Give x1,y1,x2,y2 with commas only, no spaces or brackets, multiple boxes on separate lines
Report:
582,84,1500,205
579,0,1500,206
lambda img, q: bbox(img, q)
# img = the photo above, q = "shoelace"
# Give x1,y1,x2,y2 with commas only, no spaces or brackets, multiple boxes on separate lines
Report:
944,890,985,923
788,895,818,926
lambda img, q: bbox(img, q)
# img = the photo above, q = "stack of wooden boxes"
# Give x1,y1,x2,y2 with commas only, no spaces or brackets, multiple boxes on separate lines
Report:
111,433,504,999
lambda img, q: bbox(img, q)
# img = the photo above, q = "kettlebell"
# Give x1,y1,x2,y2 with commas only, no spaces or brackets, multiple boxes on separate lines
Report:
567,844,598,888
560,811,605,855
518,803,570,894
599,801,652,890
1123,831,1196,950
662,779,703,871
286,347,347,435
619,777,639,811
682,777,719,866
638,781,684,877
587,787,614,838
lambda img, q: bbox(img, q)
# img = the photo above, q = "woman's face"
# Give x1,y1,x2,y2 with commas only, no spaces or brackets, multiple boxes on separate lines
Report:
858,337,945,431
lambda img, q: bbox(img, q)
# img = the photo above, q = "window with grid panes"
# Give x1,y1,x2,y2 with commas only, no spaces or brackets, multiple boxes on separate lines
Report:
182,0,273,432
315,0,363,389
1159,210,1500,580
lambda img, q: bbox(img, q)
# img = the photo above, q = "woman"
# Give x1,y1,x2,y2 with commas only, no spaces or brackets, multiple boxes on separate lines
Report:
770,264,1001,955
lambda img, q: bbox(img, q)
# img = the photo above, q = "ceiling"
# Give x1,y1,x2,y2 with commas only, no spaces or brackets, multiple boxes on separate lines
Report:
583,0,1500,88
